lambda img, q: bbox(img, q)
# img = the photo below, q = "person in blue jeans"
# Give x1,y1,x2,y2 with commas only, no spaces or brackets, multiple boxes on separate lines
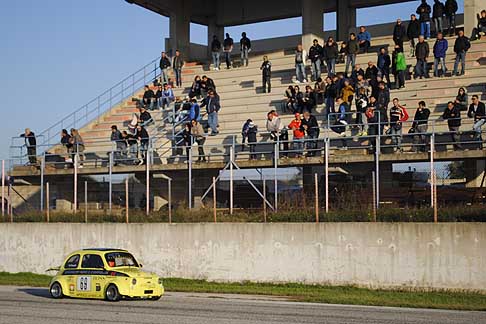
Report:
308,39,323,81
345,33,359,77
294,44,307,83
453,30,471,76
433,32,448,77
416,0,432,39
210,35,221,70
414,35,430,79
200,89,221,135
240,32,251,67
172,50,184,87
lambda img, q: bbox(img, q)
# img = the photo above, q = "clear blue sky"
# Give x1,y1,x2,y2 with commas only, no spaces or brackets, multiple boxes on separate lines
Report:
0,0,464,162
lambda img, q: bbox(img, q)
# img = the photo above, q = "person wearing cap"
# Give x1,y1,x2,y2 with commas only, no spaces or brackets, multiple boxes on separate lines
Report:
308,39,323,82
288,113,305,157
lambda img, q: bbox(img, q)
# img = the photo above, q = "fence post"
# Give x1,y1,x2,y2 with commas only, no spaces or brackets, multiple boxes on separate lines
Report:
433,172,438,223
2,160,4,217
74,154,78,213
315,173,319,223
212,176,217,223
146,149,151,216
109,151,113,214
263,177,267,223
8,183,12,222
274,139,279,212
188,147,192,209
46,182,50,223
230,146,234,215
430,133,435,208
168,178,172,224
372,171,377,222
375,112,381,210
125,177,129,224
325,139,329,214
84,180,88,223
40,153,45,211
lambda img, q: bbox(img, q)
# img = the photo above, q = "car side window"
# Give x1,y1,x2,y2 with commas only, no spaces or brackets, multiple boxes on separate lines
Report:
64,254,80,269
81,254,105,269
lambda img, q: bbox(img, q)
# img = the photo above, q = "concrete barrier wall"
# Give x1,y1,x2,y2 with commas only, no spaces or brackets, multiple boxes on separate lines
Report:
1,223,485,292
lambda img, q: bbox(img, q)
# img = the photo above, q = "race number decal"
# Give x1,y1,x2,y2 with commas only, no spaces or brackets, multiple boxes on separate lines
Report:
77,276,91,291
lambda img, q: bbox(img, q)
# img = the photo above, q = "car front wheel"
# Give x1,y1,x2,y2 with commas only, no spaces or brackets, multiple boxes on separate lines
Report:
50,282,63,299
105,284,121,302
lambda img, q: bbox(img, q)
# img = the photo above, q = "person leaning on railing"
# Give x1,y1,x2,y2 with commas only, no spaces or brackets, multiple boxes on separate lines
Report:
60,129,72,154
266,110,289,158
69,128,85,165
389,98,409,152
135,125,149,165
20,128,37,165
190,119,207,162
411,101,431,153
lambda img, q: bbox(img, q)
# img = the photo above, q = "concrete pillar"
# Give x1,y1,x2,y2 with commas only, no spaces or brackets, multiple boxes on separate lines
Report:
169,0,191,58
302,0,324,51
336,0,357,41
465,160,486,188
207,17,224,57
464,0,483,38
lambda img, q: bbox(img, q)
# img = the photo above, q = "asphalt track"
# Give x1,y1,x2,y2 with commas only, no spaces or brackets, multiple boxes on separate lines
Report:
0,286,485,324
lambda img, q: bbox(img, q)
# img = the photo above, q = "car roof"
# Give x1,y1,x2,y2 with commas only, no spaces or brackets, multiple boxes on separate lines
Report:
82,248,128,252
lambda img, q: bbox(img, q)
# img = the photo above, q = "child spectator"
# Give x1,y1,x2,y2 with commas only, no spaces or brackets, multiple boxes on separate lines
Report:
357,26,371,53
288,113,305,157
260,56,272,93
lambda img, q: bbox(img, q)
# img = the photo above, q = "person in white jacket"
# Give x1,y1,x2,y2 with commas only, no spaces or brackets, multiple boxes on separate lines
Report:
266,110,289,157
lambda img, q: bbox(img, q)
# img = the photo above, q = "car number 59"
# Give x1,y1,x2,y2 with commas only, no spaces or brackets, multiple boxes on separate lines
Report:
77,276,91,291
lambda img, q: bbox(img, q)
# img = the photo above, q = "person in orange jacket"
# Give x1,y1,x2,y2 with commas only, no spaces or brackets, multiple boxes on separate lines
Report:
288,113,305,157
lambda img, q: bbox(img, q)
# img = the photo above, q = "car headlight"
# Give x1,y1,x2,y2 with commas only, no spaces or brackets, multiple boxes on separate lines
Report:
158,278,163,285
132,278,137,285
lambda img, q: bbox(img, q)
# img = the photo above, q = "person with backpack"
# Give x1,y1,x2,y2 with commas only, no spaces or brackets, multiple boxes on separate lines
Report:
223,33,234,69
416,0,432,39
210,35,221,70
441,101,462,150
453,30,471,76
240,32,251,67
260,56,272,93
389,98,409,152
444,0,458,36
433,32,448,77
432,0,445,37
392,45,407,89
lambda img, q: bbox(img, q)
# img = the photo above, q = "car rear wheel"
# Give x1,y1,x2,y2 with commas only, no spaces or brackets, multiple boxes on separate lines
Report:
105,284,120,302
50,282,63,299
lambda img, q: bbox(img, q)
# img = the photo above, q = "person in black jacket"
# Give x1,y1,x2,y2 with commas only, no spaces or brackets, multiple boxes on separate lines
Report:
245,120,258,160
323,37,338,76
452,30,471,76
392,19,407,52
377,47,391,88
324,76,337,118
201,90,221,135
345,33,359,77
240,32,251,67
200,75,216,97
135,125,149,165
441,101,462,149
414,36,430,79
432,0,445,37
301,111,319,156
471,10,486,41
260,56,272,93
142,85,156,110
444,0,458,36
412,101,431,152
159,51,171,84
223,33,234,69
172,50,184,87
210,35,221,70
309,39,323,81
407,14,421,57
468,95,486,143
20,128,37,165
416,0,432,39
365,61,378,81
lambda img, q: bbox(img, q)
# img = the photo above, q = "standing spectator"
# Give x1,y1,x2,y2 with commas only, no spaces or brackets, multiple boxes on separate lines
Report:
455,87,468,111
471,10,486,41
142,85,155,110
200,75,216,97
377,47,391,87
189,98,201,122
159,52,171,84
357,26,371,53
467,95,486,144
301,111,319,157
188,76,202,99
288,113,305,157
366,97,379,148
441,101,462,149
191,119,207,162
246,121,258,160
135,125,149,165
365,61,379,81
355,87,369,136
266,110,289,157
20,128,36,165
60,129,72,154
324,76,337,118
411,101,431,152
210,35,221,70
432,0,445,36
444,0,458,36
201,90,221,136
453,30,471,76
345,33,359,77
433,32,449,77
110,125,123,162
309,39,323,81
392,45,407,89
241,119,252,148
223,33,234,69
182,123,192,162
407,14,421,57
414,35,430,79
159,83,175,109
376,81,390,128
338,41,347,64
323,37,338,76
389,98,409,152
392,19,407,52
294,44,307,83
172,50,184,87
416,0,432,39
260,55,272,93
240,32,251,67
70,128,85,165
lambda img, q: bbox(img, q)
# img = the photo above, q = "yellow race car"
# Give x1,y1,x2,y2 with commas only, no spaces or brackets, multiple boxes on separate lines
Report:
48,248,164,301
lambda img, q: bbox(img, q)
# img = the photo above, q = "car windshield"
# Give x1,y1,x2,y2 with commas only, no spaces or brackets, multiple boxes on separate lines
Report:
104,252,139,268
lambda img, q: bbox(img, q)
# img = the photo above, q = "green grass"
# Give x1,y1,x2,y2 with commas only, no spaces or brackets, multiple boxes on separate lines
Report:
1,272,485,311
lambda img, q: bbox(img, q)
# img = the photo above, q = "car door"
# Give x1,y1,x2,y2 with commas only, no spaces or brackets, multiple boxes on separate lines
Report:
62,254,80,296
77,253,105,298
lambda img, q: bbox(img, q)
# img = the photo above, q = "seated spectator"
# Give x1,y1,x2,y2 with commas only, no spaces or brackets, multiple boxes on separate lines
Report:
467,95,486,144
284,85,297,113
324,76,337,118
303,85,315,113
355,74,370,97
135,125,149,165
411,101,431,152
335,73,346,97
471,10,486,41
377,47,391,87
441,101,462,150
340,79,354,107
365,61,379,81
191,119,207,162
357,26,371,53
389,98,409,152
200,75,216,97
138,106,153,127
294,85,305,114
60,129,72,154
313,77,325,105
454,87,468,111
392,45,407,89
188,76,202,99
142,85,156,110
351,64,365,85
288,113,305,157
20,128,37,165
301,111,319,156
159,83,175,109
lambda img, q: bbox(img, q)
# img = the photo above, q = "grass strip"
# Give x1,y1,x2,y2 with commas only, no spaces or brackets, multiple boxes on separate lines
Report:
1,272,485,311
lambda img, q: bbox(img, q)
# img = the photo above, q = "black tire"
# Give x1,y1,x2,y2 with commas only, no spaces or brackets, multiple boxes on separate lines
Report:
151,295,161,301
50,282,63,299
105,284,120,302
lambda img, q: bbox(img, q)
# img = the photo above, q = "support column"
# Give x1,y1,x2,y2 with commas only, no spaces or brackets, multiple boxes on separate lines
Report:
302,0,324,50
207,17,224,57
337,0,356,41
465,160,486,188
169,0,191,58
464,0,483,39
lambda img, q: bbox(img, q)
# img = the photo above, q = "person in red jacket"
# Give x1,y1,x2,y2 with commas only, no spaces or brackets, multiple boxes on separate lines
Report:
288,113,305,157
389,98,409,152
